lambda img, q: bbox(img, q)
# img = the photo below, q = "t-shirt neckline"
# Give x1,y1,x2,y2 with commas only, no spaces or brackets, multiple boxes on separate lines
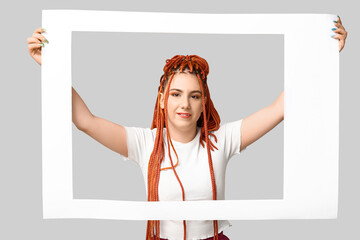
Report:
166,126,201,146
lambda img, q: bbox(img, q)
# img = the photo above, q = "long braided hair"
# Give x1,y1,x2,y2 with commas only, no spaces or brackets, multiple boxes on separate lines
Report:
146,55,221,240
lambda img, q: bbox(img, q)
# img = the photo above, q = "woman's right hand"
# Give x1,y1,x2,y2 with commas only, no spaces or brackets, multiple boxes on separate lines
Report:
27,27,48,65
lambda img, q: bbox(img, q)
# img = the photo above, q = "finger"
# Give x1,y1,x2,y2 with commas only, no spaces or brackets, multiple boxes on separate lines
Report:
31,32,48,43
332,29,348,40
28,43,43,53
33,27,46,34
27,36,42,44
333,28,347,35
27,36,44,50
332,33,345,41
331,34,345,52
336,16,342,25
332,22,344,29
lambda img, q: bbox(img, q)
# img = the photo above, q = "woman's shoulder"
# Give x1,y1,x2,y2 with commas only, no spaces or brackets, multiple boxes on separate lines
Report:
209,119,243,142
211,119,243,133
123,125,158,142
210,119,244,157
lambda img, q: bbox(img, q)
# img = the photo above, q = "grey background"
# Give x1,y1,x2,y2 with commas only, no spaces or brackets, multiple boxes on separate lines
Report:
1,0,358,240
72,32,283,202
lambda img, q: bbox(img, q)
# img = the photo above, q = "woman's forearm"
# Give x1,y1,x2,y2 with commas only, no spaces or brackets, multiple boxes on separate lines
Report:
72,87,94,130
273,90,284,121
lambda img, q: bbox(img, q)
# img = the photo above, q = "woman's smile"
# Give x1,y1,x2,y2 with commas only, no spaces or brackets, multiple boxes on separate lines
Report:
177,112,192,119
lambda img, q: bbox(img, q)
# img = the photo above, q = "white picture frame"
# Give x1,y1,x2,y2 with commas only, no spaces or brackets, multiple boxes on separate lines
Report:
41,10,339,220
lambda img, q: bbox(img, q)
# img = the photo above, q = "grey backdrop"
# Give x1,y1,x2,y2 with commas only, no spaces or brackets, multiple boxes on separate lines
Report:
1,0,358,240
72,32,283,202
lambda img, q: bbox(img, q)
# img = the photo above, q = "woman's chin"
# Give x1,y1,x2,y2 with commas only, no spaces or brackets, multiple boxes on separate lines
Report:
176,121,197,129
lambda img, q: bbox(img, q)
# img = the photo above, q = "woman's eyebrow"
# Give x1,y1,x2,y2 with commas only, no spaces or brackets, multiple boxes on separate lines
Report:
169,88,202,94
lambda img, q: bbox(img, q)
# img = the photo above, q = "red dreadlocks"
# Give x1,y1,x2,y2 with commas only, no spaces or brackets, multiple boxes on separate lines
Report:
146,55,221,240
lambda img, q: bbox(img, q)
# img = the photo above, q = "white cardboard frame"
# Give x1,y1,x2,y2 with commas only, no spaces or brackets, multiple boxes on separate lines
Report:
41,10,339,220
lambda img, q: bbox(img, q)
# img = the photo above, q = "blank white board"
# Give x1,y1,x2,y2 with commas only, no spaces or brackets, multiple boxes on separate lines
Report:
41,10,339,220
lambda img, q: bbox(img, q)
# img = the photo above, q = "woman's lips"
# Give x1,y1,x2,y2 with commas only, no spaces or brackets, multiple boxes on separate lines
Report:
177,113,191,118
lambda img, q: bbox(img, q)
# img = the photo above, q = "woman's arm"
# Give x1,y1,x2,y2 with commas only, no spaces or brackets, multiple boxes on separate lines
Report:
240,91,283,152
27,27,128,157
72,86,128,157
72,87,128,157
72,87,94,130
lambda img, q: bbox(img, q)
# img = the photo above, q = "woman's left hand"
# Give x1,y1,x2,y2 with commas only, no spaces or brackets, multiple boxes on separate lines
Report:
332,16,348,52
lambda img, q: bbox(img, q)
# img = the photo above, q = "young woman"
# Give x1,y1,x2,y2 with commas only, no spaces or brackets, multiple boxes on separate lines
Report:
27,16,347,240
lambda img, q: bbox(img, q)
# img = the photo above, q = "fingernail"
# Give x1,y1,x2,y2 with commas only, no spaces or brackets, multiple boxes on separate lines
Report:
337,15,340,19
331,28,337,31
333,20,337,23
38,42,44,47
44,38,49,43
41,28,46,32
331,35,335,38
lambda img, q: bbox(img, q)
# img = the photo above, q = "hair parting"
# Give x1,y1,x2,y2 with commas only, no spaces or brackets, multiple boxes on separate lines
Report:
146,55,221,240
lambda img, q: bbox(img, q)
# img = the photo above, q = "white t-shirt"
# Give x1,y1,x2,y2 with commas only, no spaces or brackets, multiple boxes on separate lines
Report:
121,119,245,240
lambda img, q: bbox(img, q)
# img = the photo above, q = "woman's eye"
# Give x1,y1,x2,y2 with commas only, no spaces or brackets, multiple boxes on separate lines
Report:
170,93,200,99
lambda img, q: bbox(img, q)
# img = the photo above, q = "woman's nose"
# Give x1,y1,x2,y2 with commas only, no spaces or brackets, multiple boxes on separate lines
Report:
180,97,190,109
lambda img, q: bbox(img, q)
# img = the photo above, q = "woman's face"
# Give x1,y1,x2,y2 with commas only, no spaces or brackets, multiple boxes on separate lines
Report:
160,72,207,131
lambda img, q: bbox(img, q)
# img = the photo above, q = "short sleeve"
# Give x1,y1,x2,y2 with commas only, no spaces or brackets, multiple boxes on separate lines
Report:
222,119,246,159
121,126,155,168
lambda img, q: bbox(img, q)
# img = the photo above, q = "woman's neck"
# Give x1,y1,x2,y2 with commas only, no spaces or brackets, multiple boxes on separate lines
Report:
166,123,198,144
